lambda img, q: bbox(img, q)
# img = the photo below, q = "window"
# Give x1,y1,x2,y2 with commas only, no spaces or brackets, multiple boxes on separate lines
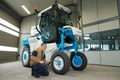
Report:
99,29,120,50
0,25,19,37
84,29,120,51
84,33,100,51
0,18,19,32
0,46,18,52
0,18,19,37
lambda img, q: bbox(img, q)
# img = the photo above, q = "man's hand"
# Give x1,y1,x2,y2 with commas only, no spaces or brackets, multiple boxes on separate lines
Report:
40,61,45,64
46,61,52,65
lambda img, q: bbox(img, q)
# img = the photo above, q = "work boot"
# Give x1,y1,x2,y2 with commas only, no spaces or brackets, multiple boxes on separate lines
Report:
31,73,40,78
34,75,40,78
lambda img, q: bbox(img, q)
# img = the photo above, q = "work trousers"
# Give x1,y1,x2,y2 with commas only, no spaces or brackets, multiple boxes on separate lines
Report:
31,64,49,76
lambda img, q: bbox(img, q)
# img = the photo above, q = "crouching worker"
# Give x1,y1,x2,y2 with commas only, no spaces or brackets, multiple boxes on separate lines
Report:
30,43,49,78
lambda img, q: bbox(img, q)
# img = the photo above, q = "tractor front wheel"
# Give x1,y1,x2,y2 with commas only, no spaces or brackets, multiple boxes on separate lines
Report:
51,51,70,75
70,52,87,71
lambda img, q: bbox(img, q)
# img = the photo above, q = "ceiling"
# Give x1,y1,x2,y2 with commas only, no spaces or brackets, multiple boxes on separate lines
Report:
3,0,76,17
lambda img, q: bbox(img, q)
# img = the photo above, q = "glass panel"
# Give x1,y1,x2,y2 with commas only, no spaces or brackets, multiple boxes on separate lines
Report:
84,33,100,51
39,9,57,43
84,29,120,51
99,29,120,50
57,9,73,27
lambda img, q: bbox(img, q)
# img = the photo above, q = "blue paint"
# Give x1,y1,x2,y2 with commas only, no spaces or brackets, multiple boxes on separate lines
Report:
57,60,61,66
24,53,27,60
64,28,73,36
73,35,78,54
41,36,45,43
57,27,78,54
57,28,65,52
72,55,82,67
23,39,29,46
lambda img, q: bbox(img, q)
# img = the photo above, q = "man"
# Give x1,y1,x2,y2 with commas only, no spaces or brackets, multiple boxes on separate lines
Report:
30,43,49,78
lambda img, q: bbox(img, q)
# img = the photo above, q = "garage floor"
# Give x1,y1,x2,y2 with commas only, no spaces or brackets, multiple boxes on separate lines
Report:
0,61,120,80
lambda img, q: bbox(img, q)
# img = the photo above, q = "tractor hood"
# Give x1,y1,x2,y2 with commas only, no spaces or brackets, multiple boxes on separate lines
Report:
63,26,82,36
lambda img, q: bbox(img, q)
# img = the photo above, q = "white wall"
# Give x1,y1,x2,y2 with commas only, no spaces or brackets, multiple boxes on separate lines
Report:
99,20,119,32
83,25,99,34
97,0,119,32
100,51,120,66
97,0,118,20
82,0,98,24
82,0,118,24
84,51,100,64
84,51,120,66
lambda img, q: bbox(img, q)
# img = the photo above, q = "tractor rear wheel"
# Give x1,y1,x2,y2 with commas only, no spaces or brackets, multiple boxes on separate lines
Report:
51,51,70,75
21,46,30,67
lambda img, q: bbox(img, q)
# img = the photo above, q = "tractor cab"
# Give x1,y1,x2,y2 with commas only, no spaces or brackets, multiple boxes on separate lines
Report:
38,3,73,43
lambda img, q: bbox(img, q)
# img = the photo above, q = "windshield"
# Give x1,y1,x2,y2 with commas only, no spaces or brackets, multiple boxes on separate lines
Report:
39,8,73,43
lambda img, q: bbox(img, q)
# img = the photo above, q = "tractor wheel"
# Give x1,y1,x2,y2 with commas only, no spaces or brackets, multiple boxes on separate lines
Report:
70,52,87,71
51,51,70,75
22,46,30,67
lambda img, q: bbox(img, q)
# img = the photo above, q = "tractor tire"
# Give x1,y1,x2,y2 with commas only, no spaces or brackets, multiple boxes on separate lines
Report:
70,52,87,71
51,51,70,75
22,46,30,67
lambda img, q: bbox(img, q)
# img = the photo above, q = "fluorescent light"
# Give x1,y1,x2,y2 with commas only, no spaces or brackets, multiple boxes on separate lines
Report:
0,18,19,32
21,5,31,14
0,25,19,37
0,46,18,52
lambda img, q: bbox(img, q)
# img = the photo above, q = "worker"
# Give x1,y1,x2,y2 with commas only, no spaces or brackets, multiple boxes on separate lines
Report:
30,43,49,78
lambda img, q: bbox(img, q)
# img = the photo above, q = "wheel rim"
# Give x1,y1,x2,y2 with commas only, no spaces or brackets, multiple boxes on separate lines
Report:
53,56,64,70
72,55,82,67
23,51,29,65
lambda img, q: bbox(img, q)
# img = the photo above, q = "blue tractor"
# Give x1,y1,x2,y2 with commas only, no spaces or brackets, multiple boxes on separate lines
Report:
21,2,87,75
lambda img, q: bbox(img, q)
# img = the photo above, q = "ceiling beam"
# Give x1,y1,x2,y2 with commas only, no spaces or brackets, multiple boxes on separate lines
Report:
0,0,22,22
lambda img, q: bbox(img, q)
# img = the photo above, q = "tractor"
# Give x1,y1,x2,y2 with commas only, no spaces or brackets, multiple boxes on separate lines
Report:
21,2,87,75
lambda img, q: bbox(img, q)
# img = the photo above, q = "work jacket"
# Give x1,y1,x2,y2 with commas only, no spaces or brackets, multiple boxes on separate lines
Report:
30,47,46,66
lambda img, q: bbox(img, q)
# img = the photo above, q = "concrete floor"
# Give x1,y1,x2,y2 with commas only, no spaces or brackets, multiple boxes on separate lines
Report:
0,61,120,80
